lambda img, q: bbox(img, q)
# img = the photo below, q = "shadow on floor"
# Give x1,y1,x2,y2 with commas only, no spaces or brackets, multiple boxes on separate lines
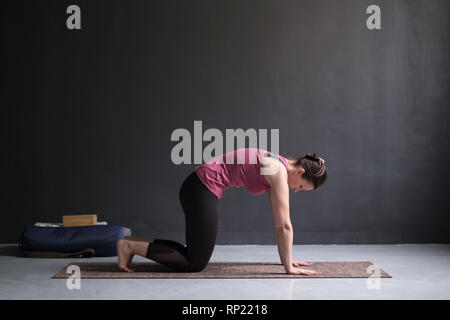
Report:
0,245,25,257
0,245,98,258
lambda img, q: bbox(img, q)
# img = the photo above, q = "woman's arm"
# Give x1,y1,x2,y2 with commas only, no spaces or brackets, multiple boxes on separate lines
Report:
268,171,295,274
266,160,318,276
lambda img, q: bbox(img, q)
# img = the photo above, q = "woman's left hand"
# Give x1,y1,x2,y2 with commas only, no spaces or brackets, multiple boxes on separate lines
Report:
292,260,313,267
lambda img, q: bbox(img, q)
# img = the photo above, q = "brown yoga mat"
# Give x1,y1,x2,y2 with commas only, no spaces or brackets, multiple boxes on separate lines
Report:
52,261,391,279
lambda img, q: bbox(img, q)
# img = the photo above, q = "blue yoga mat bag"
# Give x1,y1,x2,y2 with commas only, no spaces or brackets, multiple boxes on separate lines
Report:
19,224,127,257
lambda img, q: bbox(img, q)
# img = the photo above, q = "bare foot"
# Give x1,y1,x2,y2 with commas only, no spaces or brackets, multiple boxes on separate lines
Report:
116,239,136,272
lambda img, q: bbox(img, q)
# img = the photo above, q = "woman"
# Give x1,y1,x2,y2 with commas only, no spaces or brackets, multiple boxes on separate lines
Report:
116,148,327,275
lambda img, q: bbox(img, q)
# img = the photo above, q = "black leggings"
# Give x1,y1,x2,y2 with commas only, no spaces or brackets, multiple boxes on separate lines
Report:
145,171,218,272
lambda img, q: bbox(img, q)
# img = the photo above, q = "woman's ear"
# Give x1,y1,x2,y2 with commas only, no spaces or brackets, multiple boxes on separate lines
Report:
297,167,305,175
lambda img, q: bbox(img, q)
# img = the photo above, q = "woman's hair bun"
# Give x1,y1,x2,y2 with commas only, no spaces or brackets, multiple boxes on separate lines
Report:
305,153,325,166
305,153,318,161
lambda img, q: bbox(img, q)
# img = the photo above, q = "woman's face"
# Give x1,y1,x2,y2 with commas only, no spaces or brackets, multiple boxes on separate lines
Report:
287,167,314,192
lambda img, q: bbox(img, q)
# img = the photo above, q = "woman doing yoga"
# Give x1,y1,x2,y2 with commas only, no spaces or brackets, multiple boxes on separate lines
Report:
116,148,328,275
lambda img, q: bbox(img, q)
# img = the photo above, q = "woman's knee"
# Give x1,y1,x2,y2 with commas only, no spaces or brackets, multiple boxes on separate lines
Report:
187,259,209,272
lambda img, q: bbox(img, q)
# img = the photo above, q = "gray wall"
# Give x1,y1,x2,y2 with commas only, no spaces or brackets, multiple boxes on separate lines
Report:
2,0,449,244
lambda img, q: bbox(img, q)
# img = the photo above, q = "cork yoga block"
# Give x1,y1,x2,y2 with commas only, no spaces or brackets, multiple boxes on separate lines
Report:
62,214,98,227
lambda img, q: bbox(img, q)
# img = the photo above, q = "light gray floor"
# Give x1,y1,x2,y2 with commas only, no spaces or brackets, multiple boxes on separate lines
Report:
1,244,450,300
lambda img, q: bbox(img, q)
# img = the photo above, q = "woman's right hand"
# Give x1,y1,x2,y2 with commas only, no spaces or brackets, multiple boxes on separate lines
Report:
286,267,319,276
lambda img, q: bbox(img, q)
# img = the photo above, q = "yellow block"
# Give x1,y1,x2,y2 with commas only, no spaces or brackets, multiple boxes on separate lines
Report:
62,214,98,227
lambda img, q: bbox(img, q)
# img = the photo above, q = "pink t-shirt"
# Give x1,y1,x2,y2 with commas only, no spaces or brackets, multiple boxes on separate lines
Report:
195,148,288,199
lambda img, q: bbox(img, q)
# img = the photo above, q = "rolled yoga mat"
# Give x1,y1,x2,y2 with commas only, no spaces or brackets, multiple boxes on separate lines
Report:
52,261,391,279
